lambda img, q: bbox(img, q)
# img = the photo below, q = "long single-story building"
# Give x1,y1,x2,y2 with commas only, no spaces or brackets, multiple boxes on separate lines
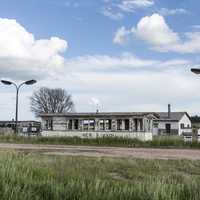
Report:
40,112,158,141
39,105,192,140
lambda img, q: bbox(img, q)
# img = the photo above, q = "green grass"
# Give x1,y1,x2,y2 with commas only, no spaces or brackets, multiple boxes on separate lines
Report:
0,134,200,149
0,151,200,199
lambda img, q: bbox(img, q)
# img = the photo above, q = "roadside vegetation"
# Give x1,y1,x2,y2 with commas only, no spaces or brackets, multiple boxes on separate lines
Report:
0,134,200,148
0,151,199,200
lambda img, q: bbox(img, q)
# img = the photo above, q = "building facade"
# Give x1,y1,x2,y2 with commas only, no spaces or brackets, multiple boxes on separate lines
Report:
0,121,41,135
153,112,192,136
40,112,157,141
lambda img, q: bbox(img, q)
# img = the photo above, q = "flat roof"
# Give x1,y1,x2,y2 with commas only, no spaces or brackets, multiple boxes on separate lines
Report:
0,121,40,123
40,112,159,118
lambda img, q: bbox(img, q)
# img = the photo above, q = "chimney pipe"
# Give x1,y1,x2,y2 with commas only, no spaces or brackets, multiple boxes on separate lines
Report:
168,104,171,118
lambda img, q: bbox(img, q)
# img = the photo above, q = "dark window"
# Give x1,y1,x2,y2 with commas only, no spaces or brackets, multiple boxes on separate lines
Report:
45,119,53,130
108,120,112,130
180,123,184,129
68,120,73,130
135,119,138,131
74,119,79,130
125,119,130,130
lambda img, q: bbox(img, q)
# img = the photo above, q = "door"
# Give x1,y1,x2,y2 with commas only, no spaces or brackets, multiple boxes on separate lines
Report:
165,123,171,134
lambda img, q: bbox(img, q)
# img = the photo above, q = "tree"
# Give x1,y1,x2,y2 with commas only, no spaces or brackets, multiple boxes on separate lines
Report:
30,87,74,117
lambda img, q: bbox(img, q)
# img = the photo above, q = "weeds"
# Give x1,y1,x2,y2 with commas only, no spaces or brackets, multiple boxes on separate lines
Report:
0,134,199,149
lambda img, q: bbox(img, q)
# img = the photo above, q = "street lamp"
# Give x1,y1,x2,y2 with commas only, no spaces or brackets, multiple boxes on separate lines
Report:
1,79,37,133
191,68,200,74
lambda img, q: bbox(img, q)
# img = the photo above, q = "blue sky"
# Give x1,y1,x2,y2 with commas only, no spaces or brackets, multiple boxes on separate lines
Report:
1,0,200,120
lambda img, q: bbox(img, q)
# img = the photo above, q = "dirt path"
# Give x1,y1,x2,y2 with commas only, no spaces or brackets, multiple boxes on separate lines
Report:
0,143,200,160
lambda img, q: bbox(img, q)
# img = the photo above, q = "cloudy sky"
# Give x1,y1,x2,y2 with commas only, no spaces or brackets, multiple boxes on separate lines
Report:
0,0,200,120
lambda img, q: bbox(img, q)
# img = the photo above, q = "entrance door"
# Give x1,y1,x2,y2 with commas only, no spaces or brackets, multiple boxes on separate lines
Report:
165,124,171,134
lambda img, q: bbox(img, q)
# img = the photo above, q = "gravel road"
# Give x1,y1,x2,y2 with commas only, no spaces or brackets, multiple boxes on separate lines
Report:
0,143,200,160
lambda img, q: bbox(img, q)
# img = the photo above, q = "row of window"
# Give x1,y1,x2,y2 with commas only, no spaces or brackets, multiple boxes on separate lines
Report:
180,123,190,129
45,119,144,131
153,123,191,129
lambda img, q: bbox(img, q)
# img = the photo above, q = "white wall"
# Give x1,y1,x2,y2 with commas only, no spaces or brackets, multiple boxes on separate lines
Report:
158,121,179,130
153,121,179,135
179,114,192,135
53,117,67,131
41,131,153,141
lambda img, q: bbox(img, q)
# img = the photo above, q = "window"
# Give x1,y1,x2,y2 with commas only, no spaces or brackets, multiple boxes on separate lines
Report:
74,119,79,130
83,119,95,131
22,127,28,133
125,119,130,131
105,119,112,130
68,120,73,130
45,119,53,130
117,119,122,130
83,120,89,130
153,123,158,128
180,123,184,129
100,120,105,130
89,120,95,131
31,127,37,132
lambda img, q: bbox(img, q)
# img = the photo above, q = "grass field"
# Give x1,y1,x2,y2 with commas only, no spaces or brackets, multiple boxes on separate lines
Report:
0,151,200,199
0,134,200,149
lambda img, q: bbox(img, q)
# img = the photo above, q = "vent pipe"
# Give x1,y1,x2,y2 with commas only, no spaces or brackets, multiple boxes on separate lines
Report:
168,104,171,118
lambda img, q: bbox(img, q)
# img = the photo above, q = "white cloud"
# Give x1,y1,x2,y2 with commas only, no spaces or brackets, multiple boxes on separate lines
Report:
64,53,159,72
48,55,197,115
101,0,154,20
117,0,154,12
192,25,200,29
113,26,133,44
89,97,100,106
101,7,124,20
1,51,198,120
159,8,189,16
134,14,179,46
89,97,101,111
0,18,68,80
114,13,200,54
64,1,80,8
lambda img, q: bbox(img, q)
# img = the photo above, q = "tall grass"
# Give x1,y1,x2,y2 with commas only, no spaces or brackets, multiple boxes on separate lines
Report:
0,152,200,199
0,134,200,148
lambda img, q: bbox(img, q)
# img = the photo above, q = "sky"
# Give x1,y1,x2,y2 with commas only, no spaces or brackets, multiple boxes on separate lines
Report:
1,0,200,120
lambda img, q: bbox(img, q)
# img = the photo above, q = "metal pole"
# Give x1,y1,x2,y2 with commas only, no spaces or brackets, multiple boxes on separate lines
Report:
15,83,25,134
15,87,19,134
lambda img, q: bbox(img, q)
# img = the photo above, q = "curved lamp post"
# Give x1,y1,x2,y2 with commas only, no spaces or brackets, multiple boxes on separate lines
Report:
1,80,37,133
191,68,200,74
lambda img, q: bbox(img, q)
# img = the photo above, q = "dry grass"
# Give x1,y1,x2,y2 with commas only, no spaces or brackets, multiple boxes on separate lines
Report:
0,151,199,199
